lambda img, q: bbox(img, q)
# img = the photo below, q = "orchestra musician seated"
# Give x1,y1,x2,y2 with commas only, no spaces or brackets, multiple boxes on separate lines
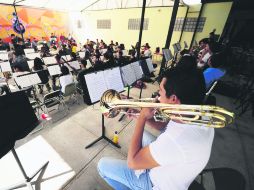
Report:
59,66,73,94
203,53,226,89
97,66,214,190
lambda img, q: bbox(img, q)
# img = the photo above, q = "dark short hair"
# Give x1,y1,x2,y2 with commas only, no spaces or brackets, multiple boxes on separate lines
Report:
163,68,206,105
61,65,70,75
13,64,24,72
33,57,44,70
176,55,197,72
81,59,87,66
199,38,209,45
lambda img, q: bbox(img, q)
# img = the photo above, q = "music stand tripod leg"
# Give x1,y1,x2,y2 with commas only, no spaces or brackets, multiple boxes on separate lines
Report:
0,149,49,190
85,115,121,149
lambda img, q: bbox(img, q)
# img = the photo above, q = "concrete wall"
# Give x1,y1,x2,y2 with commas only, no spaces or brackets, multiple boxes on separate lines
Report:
77,2,232,52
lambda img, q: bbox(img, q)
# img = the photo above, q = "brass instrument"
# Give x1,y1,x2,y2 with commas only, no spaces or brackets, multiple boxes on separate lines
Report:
100,89,235,128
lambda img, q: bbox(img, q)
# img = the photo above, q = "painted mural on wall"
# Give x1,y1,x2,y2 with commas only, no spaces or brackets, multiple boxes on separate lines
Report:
0,5,69,42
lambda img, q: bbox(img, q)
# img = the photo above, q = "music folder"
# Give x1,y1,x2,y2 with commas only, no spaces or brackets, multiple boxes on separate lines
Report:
15,73,42,88
47,64,61,76
43,56,56,65
84,67,124,103
145,58,154,73
162,48,173,62
0,62,12,72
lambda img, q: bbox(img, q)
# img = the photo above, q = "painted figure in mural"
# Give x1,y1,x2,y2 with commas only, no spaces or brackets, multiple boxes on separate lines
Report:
12,12,25,35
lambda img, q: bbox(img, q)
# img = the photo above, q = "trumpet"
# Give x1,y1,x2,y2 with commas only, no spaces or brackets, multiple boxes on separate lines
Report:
100,89,235,128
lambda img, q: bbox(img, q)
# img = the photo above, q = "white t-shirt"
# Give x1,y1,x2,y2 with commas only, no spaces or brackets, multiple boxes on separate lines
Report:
149,120,214,190
197,52,211,68
59,74,73,93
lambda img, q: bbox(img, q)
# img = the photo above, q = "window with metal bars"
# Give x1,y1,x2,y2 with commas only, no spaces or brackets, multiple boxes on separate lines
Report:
97,19,111,29
173,17,206,32
128,18,149,30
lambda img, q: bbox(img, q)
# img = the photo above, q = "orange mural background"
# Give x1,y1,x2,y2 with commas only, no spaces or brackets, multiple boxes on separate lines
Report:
0,4,69,42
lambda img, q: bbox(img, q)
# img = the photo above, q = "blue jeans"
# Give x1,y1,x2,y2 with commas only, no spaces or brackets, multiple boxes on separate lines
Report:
97,131,157,190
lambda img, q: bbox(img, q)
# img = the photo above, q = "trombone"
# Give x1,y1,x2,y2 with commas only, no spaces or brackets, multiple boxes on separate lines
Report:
100,89,235,128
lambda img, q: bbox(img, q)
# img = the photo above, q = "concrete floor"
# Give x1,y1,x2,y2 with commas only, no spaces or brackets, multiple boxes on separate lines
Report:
0,81,254,190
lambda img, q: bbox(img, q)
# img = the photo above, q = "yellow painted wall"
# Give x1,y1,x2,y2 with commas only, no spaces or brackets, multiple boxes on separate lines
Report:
81,2,232,52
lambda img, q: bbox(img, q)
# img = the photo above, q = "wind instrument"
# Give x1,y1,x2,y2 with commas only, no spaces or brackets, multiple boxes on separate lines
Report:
100,89,235,128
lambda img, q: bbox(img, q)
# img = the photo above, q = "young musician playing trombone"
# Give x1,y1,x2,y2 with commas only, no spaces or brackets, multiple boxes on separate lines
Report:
98,67,214,190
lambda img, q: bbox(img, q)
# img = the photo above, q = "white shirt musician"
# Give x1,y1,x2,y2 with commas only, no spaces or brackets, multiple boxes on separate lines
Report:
98,68,214,190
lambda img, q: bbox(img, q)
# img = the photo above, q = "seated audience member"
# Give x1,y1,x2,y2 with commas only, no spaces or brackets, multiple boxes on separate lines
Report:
59,66,73,94
203,53,226,89
33,57,51,93
98,67,212,190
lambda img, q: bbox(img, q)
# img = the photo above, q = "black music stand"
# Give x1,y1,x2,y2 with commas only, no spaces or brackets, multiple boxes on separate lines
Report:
85,114,121,149
0,91,49,190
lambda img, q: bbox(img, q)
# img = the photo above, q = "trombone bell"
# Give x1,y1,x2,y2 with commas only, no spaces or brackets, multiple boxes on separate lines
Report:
100,89,235,128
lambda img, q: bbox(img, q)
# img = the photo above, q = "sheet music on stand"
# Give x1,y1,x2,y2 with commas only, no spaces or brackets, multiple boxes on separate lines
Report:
47,64,61,76
79,51,86,58
27,60,34,69
162,48,173,62
84,71,108,103
26,53,40,60
122,50,128,56
120,64,137,86
103,67,124,92
24,48,34,54
100,49,107,55
173,44,179,54
146,58,154,73
130,61,143,80
0,62,12,72
87,59,92,68
0,52,8,61
43,56,56,65
68,61,80,70
65,55,71,61
85,68,125,103
15,73,41,88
